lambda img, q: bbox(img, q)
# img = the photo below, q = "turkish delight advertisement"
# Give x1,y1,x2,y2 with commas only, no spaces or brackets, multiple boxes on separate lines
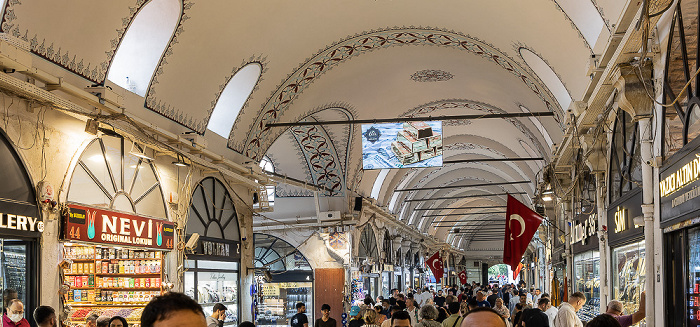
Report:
361,121,443,169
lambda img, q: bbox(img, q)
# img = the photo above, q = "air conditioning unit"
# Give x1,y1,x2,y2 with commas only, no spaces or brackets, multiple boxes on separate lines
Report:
84,85,123,107
0,33,31,72
319,211,341,220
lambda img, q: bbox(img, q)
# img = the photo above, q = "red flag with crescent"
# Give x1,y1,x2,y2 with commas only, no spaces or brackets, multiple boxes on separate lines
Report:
513,262,523,280
426,251,444,283
458,270,467,285
503,194,543,269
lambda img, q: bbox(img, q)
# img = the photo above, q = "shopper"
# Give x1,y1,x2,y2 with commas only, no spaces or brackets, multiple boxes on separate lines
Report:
585,315,622,327
140,292,206,327
511,303,524,327
391,311,412,327
518,298,550,327
487,291,500,308
532,289,542,305
2,290,17,314
405,298,420,326
374,305,386,325
86,314,99,327
554,292,586,327
364,309,380,327
441,302,463,327
349,306,365,327
33,306,56,327
492,298,510,324
109,316,129,327
415,305,440,327
96,316,110,327
380,306,402,327
382,299,392,319
603,291,646,327
207,303,227,327
475,292,490,308
3,299,29,327
434,290,446,308
291,302,309,327
316,304,337,327
508,290,519,313
460,307,507,327
540,294,557,327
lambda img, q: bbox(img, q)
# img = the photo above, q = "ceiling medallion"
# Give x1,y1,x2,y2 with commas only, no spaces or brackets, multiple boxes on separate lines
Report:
410,70,454,82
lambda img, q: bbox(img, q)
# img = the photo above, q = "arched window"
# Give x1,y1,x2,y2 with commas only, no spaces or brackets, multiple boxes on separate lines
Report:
187,177,239,240
259,156,275,206
67,135,167,219
609,109,642,203
253,233,311,272
358,226,379,260
107,0,181,96
371,169,390,200
520,48,572,110
207,63,263,138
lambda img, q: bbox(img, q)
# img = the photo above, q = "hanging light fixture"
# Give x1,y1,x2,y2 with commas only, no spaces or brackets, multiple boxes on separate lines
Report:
541,184,554,202
172,153,189,167
128,141,154,161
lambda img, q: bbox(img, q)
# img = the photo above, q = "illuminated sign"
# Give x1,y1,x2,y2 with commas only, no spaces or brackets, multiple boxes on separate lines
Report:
0,213,43,233
572,213,596,245
63,203,174,250
614,207,627,233
190,235,241,261
659,153,700,197
607,189,643,246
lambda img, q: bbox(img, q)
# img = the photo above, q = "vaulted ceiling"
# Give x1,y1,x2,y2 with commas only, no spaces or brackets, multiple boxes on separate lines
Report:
3,0,626,250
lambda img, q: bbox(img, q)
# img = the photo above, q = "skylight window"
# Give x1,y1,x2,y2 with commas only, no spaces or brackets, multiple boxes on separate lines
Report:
555,0,606,47
520,48,572,111
107,0,180,96
207,63,262,138
371,169,390,200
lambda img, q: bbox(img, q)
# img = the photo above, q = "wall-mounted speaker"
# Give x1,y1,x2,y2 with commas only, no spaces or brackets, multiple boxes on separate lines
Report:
353,196,363,211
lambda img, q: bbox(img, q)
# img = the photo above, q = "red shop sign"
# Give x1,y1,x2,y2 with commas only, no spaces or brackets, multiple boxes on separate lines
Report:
64,203,174,250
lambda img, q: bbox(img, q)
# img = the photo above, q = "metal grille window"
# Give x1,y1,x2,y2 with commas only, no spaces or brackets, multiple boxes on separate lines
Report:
608,109,642,203
663,0,700,158
67,135,166,218
383,231,392,264
358,226,379,260
188,177,240,240
253,233,311,272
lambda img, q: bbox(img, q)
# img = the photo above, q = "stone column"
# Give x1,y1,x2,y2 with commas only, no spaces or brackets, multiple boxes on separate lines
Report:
614,62,655,326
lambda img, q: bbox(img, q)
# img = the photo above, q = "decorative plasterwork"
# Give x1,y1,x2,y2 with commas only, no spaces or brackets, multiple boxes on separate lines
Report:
289,119,345,196
515,45,573,110
410,69,454,82
235,27,562,160
1,0,150,83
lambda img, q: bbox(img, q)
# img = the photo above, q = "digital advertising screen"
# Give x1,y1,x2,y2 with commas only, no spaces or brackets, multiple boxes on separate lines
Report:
361,121,443,169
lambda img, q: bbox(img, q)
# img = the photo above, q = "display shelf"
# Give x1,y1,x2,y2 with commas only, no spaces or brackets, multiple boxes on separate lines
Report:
65,273,160,277
66,303,149,307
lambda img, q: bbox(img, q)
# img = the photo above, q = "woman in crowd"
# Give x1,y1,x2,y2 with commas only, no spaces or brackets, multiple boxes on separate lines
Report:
493,298,511,327
108,316,128,327
414,305,441,327
373,305,386,325
363,309,380,327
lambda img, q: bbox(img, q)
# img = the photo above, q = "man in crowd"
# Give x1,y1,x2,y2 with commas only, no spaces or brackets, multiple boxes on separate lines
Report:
349,306,364,327
442,302,463,327
604,291,646,327
540,294,557,327
33,306,56,327
532,289,542,305
554,292,586,327
391,311,412,327
475,291,490,308
434,290,446,308
397,294,407,310
381,306,402,327
461,307,506,327
141,292,207,327
3,299,29,327
206,303,227,327
508,289,520,313
96,316,110,327
405,298,419,327
316,304,337,327
519,298,550,327
86,314,99,327
382,299,392,319
390,289,399,306
291,303,309,327
486,289,499,308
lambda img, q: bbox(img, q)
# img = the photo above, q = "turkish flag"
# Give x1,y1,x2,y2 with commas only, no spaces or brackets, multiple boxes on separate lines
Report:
513,262,523,280
503,194,543,269
426,251,444,283
458,270,467,285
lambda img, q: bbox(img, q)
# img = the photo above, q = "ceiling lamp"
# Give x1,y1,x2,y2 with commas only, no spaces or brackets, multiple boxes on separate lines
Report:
172,153,189,167
541,185,554,202
129,141,153,161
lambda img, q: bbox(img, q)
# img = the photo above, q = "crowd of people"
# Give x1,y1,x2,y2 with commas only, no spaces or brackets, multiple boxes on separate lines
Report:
0,282,646,327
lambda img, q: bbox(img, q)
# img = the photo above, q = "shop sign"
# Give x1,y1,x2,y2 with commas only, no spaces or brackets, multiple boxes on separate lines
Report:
606,190,643,246
190,235,241,261
64,203,174,250
0,212,43,234
660,139,700,226
571,209,598,253
0,199,42,238
384,264,394,271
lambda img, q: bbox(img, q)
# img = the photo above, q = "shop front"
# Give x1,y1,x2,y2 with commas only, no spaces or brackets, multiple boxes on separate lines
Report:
61,135,172,326
61,204,174,326
254,233,313,327
394,264,402,292
571,206,600,322
0,129,42,316
382,265,392,298
185,177,241,326
606,189,645,325
659,136,700,327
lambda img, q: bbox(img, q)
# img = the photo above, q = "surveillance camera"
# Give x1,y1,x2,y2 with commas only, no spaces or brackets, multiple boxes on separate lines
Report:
185,233,200,251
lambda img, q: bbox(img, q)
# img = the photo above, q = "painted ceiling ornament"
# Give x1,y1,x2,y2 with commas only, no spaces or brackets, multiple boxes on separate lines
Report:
410,69,454,82
238,27,561,160
411,69,455,82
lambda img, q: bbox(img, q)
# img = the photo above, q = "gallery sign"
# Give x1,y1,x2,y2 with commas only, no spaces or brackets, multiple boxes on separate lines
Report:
606,189,643,246
660,137,700,227
0,199,42,238
63,203,174,250
189,235,241,261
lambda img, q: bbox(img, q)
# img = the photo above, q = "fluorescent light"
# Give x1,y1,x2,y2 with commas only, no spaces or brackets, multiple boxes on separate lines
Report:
542,195,553,202
129,142,153,161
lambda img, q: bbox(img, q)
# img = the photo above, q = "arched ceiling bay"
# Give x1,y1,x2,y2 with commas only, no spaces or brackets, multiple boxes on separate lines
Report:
3,0,600,250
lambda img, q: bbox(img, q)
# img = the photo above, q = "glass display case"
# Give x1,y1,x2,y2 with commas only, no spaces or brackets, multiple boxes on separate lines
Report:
184,260,239,326
612,240,645,326
687,227,700,326
574,251,600,323
382,271,391,297
256,281,312,327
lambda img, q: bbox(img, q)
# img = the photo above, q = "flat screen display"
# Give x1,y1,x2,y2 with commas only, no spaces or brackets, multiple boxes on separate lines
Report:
361,121,443,169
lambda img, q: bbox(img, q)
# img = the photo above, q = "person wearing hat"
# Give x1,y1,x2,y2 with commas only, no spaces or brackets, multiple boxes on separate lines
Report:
349,306,364,327
316,304,337,327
